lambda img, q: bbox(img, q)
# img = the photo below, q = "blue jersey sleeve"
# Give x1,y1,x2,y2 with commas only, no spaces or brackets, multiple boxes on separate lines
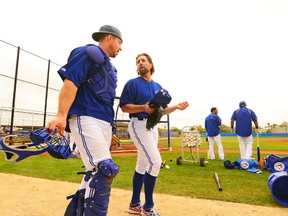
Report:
119,80,136,107
215,115,222,125
231,111,236,120
250,110,258,121
58,46,94,88
86,46,104,64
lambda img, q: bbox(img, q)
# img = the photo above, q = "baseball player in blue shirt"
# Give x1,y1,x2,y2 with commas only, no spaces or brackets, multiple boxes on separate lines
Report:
47,25,122,216
205,107,225,161
231,101,259,160
120,53,189,216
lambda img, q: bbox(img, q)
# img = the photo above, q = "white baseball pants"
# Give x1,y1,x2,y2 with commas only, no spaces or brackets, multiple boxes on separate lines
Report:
128,118,162,177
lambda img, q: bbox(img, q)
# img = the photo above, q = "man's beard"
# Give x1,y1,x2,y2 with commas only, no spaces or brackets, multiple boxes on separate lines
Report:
138,68,149,75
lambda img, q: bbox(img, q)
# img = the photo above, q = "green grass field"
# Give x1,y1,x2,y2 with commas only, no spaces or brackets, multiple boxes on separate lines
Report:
0,136,287,208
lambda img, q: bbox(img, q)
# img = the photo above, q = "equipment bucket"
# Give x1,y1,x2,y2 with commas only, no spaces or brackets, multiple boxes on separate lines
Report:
268,172,288,207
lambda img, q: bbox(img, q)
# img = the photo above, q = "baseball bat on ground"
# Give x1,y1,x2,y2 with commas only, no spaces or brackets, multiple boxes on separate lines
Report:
214,172,223,191
256,133,261,162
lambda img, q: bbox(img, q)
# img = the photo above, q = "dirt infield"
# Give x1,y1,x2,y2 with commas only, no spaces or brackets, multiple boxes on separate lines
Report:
0,173,287,216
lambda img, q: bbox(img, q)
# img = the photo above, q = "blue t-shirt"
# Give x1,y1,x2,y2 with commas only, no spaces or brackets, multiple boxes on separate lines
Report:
119,77,167,119
58,45,116,124
205,113,221,137
231,107,257,137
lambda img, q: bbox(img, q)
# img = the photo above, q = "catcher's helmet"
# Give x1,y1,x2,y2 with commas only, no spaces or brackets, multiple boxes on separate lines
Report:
224,160,236,169
239,101,247,108
0,128,71,162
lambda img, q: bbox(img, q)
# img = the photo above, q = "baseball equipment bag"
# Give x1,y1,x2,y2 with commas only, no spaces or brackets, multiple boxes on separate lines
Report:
264,154,288,173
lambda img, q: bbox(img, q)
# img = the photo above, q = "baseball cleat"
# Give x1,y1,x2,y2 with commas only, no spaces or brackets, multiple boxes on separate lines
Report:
128,202,142,215
141,206,160,216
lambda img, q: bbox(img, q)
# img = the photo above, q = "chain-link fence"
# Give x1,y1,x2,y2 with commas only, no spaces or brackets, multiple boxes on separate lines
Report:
0,40,63,133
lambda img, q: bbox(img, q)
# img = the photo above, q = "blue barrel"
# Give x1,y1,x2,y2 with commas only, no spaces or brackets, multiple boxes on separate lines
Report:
268,171,288,207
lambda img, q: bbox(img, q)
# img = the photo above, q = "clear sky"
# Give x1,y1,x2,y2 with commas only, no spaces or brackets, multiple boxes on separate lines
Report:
1,0,288,129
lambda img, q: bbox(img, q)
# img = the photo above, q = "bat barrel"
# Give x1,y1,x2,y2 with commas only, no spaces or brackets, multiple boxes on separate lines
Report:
214,172,223,191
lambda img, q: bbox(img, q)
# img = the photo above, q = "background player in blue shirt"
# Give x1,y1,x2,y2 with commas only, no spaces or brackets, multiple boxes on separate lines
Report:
205,107,225,161
48,25,122,216
231,101,259,160
120,53,189,216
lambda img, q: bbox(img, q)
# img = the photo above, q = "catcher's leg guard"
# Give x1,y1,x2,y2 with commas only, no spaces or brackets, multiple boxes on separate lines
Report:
64,188,85,216
84,159,119,216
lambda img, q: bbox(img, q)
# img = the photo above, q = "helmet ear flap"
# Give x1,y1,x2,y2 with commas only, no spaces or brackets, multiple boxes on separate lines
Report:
224,160,236,169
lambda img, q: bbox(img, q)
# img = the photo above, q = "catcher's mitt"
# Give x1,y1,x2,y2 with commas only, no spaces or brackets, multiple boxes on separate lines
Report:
145,88,171,130
146,105,164,130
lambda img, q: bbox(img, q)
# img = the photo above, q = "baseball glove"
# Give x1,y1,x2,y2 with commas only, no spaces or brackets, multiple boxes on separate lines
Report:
146,104,164,130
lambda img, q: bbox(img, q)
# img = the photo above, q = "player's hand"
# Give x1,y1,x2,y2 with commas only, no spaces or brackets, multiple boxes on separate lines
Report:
46,116,66,136
255,129,260,134
144,102,156,114
231,128,235,133
176,101,189,110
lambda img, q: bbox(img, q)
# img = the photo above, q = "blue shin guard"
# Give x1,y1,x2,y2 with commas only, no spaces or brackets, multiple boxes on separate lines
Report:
84,159,119,216
64,189,85,216
64,169,94,216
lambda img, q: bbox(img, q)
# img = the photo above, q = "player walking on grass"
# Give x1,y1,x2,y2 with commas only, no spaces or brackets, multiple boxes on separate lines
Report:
47,25,123,216
231,101,259,160
120,53,189,216
205,107,225,161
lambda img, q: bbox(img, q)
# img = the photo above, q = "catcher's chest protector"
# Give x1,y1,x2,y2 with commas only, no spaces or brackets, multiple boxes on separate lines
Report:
85,62,117,106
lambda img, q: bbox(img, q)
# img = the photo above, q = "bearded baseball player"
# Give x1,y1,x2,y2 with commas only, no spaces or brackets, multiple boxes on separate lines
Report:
120,53,189,216
47,25,122,216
